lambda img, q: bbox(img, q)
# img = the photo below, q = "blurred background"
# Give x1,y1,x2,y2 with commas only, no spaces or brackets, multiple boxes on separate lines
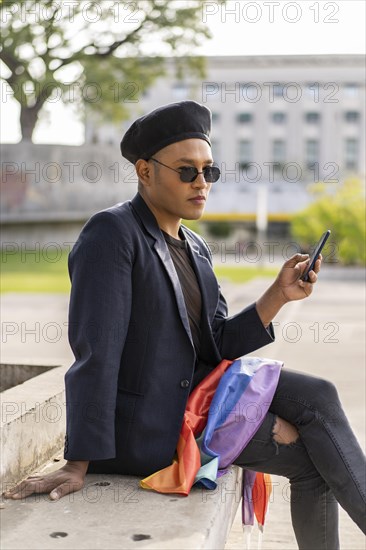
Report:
1,4,365,548
1,0,365,287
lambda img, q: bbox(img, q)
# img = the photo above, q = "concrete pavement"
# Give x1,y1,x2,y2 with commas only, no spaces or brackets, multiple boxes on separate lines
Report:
1,272,365,549
221,275,366,550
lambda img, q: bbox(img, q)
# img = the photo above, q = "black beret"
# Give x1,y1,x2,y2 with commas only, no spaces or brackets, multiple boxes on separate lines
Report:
120,100,212,164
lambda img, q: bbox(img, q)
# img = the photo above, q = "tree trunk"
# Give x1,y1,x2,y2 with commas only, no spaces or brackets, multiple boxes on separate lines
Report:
20,105,42,141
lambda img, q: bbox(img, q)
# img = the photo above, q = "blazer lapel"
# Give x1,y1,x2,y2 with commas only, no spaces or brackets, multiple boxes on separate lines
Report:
183,230,219,323
130,193,194,346
153,238,193,343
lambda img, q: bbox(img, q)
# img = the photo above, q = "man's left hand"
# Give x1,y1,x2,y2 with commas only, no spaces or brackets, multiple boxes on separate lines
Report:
275,253,322,303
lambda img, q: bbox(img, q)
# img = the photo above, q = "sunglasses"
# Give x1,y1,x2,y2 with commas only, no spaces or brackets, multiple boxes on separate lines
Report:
149,157,220,183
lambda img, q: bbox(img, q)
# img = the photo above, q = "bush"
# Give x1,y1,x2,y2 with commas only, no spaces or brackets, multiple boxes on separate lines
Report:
181,219,202,234
205,221,234,238
291,178,366,265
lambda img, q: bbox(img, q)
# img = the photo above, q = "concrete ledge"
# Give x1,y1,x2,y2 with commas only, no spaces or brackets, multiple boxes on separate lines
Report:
1,362,68,487
1,363,243,549
0,363,59,393
1,465,242,550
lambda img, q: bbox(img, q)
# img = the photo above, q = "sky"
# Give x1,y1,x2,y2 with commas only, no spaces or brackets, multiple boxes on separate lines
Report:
1,0,365,145
198,0,366,56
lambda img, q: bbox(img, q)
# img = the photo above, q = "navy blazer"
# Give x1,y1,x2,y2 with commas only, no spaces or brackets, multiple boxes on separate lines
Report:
64,193,275,476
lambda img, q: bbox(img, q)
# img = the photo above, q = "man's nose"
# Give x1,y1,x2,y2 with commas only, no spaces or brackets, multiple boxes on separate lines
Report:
192,172,209,188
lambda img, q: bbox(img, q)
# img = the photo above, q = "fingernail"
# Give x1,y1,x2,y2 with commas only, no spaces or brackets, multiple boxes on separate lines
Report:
50,491,59,500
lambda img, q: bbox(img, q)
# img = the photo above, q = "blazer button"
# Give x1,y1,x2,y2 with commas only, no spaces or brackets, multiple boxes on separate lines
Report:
180,379,190,389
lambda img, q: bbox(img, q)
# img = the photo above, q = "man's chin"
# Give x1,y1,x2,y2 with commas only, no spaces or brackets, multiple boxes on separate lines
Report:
184,204,207,221
183,212,204,221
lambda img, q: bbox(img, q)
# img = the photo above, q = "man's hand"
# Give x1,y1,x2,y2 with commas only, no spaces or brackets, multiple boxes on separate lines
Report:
275,252,322,303
2,460,89,501
256,253,322,328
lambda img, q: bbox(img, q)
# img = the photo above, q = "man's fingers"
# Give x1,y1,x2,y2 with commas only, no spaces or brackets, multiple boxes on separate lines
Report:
313,256,322,273
298,279,313,296
3,467,85,501
3,474,60,499
285,253,309,267
3,479,45,499
307,270,318,283
49,480,83,501
299,267,318,286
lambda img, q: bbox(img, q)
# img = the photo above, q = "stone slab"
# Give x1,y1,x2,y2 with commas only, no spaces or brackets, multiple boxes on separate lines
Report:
1,465,242,550
1,364,67,487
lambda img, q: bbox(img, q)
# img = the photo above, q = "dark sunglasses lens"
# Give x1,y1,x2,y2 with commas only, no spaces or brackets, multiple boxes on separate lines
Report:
179,167,198,182
204,166,220,182
179,166,221,183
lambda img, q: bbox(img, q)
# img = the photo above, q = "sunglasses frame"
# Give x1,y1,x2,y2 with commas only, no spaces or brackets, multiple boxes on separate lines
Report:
149,157,220,183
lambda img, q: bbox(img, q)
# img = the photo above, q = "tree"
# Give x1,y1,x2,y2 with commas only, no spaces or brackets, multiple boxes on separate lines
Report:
291,178,366,266
0,0,221,141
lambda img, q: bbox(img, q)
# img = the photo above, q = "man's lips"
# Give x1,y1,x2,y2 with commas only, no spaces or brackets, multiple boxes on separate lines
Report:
188,196,206,203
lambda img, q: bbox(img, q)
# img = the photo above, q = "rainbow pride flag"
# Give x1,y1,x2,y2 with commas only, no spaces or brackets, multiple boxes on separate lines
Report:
141,356,282,529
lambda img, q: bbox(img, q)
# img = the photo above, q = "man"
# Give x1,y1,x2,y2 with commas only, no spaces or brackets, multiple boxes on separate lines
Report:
5,101,365,549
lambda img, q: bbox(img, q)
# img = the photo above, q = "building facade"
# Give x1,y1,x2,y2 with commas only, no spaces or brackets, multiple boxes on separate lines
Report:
86,54,365,223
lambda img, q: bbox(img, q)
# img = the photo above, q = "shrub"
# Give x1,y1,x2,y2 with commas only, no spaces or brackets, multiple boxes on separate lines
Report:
291,178,366,265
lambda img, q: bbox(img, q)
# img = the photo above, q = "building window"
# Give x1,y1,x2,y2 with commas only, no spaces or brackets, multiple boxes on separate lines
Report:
305,112,321,123
273,84,284,97
344,83,359,97
271,112,286,124
237,113,253,124
344,111,360,123
305,139,319,169
345,138,358,171
272,139,286,166
238,140,252,169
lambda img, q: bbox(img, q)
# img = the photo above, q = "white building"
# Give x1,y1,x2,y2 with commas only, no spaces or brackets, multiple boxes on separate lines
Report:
85,54,365,224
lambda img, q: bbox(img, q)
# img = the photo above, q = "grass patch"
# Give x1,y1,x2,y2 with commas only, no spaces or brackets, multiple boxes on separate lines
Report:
1,249,70,293
213,265,278,284
1,273,71,293
1,250,278,293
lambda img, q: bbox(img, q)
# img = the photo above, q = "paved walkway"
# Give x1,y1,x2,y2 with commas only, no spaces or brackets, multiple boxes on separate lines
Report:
1,272,365,549
221,276,365,549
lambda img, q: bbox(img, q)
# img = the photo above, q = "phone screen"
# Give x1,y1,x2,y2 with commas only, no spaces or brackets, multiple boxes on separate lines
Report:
300,230,331,282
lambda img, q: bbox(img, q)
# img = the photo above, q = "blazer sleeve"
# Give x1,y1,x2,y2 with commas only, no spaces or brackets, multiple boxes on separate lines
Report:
195,235,275,359
212,291,275,360
64,211,133,461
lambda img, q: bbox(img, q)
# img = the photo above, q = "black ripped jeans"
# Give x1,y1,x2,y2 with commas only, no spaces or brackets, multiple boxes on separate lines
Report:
233,369,366,550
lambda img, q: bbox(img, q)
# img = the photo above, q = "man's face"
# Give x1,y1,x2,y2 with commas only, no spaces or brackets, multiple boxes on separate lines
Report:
137,138,214,229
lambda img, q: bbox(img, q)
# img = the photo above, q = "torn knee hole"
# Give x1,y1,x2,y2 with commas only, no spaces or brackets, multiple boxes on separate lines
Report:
272,416,299,445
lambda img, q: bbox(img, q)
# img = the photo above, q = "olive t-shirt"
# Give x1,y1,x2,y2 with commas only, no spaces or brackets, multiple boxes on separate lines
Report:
162,230,202,357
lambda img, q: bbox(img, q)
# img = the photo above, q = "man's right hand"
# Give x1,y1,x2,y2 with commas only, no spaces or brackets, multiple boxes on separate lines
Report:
2,460,89,501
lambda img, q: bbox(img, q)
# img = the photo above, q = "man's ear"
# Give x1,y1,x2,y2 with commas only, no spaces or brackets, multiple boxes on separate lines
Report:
135,159,151,188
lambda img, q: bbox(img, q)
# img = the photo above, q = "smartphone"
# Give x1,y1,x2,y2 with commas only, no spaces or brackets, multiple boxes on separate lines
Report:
300,230,331,282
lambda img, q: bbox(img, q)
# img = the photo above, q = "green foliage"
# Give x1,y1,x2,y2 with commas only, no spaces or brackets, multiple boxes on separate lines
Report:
206,221,235,238
291,178,366,265
0,0,220,139
181,219,202,234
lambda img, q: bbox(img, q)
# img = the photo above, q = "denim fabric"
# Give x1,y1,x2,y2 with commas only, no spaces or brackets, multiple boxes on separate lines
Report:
234,368,366,550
